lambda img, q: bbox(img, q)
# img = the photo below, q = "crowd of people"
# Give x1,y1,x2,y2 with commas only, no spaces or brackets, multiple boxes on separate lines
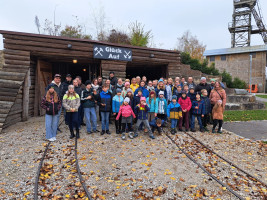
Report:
40,72,227,142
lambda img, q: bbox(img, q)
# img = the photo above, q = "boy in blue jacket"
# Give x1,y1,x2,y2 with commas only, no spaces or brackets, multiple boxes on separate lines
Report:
167,95,182,134
149,117,164,135
190,93,205,132
112,88,124,134
201,89,211,131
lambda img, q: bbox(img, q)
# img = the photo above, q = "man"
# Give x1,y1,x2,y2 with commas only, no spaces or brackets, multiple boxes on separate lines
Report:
180,77,186,88
152,80,158,88
76,76,86,90
73,79,83,127
136,76,141,85
97,76,103,87
195,77,212,96
187,77,196,89
210,78,216,90
61,74,72,97
113,78,124,96
109,72,118,86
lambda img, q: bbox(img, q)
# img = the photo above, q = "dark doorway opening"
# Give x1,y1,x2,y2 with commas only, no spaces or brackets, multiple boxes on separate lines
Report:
52,62,100,83
126,64,167,81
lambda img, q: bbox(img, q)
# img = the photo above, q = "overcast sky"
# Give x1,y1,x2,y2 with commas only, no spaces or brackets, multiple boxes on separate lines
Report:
1,0,267,51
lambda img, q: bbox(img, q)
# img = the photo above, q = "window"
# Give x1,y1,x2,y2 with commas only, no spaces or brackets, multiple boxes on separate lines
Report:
221,55,226,61
210,56,215,62
250,52,256,58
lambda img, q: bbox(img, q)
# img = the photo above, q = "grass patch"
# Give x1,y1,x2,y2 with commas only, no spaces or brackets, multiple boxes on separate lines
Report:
224,110,267,122
262,141,267,144
256,95,267,99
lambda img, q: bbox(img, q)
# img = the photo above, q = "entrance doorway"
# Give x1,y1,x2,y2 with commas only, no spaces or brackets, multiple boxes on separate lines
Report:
126,64,167,81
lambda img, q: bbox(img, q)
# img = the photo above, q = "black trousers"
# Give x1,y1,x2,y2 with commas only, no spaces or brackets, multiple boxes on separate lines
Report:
213,119,223,130
151,126,162,134
115,113,122,131
202,114,210,127
122,123,133,133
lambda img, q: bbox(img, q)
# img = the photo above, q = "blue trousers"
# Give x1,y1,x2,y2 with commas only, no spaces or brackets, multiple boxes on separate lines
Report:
191,114,203,129
84,107,97,132
66,112,79,132
45,114,58,139
171,119,178,129
101,112,110,131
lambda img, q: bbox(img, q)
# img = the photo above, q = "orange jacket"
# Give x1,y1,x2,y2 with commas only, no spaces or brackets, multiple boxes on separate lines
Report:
209,89,227,107
212,104,224,120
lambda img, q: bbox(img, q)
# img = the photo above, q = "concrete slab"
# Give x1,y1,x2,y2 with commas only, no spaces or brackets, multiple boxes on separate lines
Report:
223,120,267,141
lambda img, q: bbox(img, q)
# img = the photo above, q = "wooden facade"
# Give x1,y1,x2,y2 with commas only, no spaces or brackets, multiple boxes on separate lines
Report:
0,30,203,132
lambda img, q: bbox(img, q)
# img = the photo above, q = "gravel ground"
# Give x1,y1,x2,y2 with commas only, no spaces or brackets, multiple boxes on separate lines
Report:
0,116,266,199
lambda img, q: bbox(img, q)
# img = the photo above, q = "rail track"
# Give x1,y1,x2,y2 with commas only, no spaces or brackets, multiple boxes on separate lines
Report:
34,137,92,199
164,130,267,200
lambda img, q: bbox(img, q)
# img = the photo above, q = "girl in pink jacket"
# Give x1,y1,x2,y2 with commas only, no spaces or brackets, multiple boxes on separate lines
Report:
178,91,192,131
116,97,136,140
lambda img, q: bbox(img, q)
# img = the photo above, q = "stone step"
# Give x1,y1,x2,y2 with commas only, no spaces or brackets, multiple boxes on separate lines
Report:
227,95,256,104
225,102,265,111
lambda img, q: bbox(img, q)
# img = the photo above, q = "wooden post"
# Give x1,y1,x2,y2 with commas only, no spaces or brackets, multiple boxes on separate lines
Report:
34,61,40,116
22,69,30,121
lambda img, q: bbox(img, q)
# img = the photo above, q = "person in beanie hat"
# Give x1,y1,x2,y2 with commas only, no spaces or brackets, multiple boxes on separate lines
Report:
122,82,131,98
155,90,167,122
125,88,134,110
190,93,205,132
63,85,81,139
178,91,192,131
155,79,167,99
167,95,182,134
41,85,62,141
116,97,136,140
146,90,157,122
81,80,97,134
112,88,124,134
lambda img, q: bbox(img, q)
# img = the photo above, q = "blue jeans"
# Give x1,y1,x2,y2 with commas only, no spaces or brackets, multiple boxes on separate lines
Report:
191,114,203,130
66,112,79,132
101,112,110,131
45,114,58,139
171,119,178,129
84,107,97,132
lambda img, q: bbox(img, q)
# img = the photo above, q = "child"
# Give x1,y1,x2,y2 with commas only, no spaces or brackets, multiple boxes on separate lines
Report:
122,82,131,98
81,80,97,134
155,91,167,122
173,85,182,100
126,88,134,110
146,90,157,122
41,85,61,141
201,89,211,131
116,97,136,140
97,84,112,135
112,88,124,134
191,93,205,132
183,85,189,94
167,95,182,135
134,97,155,139
212,100,224,133
133,89,143,111
188,86,196,102
178,91,192,131
149,118,164,135
63,85,81,139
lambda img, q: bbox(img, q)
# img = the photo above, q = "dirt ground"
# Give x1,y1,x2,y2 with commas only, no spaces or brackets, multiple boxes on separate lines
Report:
0,116,266,199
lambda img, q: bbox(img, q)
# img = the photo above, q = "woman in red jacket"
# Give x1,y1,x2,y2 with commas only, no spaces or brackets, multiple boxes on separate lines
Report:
178,91,192,131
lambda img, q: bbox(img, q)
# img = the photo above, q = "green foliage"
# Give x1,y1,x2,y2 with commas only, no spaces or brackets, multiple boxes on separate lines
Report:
181,52,246,89
60,25,92,39
106,29,131,45
128,21,152,47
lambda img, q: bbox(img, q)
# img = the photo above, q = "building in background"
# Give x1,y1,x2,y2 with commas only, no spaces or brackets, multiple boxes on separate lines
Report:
204,45,267,92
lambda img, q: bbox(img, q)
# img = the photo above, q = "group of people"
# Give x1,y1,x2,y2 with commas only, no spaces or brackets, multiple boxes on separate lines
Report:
41,72,227,142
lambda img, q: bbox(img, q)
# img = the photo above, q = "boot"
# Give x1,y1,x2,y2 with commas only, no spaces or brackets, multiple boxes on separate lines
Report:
76,129,80,139
121,133,126,140
106,130,111,135
149,133,155,139
70,130,75,139
101,130,105,135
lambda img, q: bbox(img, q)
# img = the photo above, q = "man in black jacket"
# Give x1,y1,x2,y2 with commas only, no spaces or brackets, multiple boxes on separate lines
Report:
195,77,212,96
109,72,118,87
61,74,72,97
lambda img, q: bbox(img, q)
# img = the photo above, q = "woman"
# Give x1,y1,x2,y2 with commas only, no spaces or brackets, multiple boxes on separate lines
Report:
41,85,61,141
155,79,167,99
63,85,81,139
130,78,139,93
166,78,173,103
209,81,227,109
122,82,131,98
92,78,100,94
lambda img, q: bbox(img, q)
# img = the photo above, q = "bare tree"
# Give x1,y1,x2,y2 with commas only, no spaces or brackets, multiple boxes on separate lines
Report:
92,5,109,41
35,16,41,34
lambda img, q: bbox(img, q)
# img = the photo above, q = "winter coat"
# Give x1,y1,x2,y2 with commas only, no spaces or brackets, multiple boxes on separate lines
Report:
61,80,72,98
188,92,196,102
96,91,113,112
116,105,136,120
212,103,224,120
121,87,130,98
172,86,182,97
81,88,95,108
195,83,212,96
178,96,192,112
92,84,100,94
63,93,80,112
41,94,61,115
47,81,63,100
209,88,227,107
134,104,150,120
149,117,165,127
133,95,142,113
165,84,173,102
201,96,211,115
126,95,134,110
146,97,156,113
113,83,124,96
130,84,139,93
188,82,196,89
134,86,149,98
112,95,124,113
167,102,182,119
191,100,205,115
155,87,167,99
74,86,82,97
155,98,167,114
109,76,118,86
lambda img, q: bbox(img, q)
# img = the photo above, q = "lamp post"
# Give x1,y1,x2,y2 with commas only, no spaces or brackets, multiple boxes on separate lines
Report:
249,54,252,94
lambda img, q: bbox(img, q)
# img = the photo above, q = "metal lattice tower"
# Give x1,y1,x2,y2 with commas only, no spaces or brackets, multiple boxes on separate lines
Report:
228,0,267,47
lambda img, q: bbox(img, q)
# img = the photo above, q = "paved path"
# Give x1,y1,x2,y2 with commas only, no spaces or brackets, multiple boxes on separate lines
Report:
223,120,267,141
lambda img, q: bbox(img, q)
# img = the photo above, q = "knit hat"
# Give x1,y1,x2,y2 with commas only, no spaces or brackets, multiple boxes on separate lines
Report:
116,88,122,93
140,97,146,101
159,91,164,96
125,82,130,87
201,77,206,81
210,78,216,82
66,74,72,78
172,95,177,100
47,84,55,90
127,88,133,93
124,97,130,103
85,80,91,86
158,79,164,83
150,90,155,95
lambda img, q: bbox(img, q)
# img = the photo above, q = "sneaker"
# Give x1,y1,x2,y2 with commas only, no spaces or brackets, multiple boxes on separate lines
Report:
121,134,126,140
212,129,216,133
133,133,138,138
178,128,183,132
106,130,111,135
149,135,155,139
171,129,175,135
200,128,205,132
48,138,54,142
191,129,196,132
129,132,134,139
185,129,189,132
116,130,120,134
101,130,105,135
87,131,92,134
217,130,222,134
